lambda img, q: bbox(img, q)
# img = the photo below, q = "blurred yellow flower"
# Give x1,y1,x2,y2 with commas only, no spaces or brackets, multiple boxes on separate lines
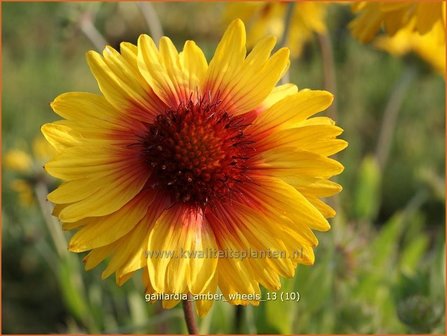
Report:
5,149,33,173
350,1,446,43
10,179,35,206
375,21,446,75
224,1,327,57
5,136,56,206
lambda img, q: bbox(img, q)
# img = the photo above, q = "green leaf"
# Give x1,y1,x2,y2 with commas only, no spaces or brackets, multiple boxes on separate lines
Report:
353,156,381,221
399,235,428,275
57,256,91,328
263,277,296,334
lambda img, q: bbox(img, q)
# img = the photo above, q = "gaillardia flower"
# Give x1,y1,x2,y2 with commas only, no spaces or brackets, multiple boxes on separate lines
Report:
374,20,445,75
349,1,445,76
42,19,347,316
5,137,55,206
349,1,445,43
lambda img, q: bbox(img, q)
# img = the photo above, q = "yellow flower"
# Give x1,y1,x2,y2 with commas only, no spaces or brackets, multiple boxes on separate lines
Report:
10,179,35,206
5,137,55,173
224,2,327,57
350,1,446,43
375,21,446,75
42,19,347,316
5,137,56,206
4,149,33,173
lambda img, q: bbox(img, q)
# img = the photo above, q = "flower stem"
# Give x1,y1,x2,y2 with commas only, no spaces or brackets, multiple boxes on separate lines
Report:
317,32,337,119
182,298,198,335
279,1,296,85
79,11,107,51
375,66,416,172
234,305,244,333
279,1,296,49
317,30,339,211
34,181,67,258
137,2,163,43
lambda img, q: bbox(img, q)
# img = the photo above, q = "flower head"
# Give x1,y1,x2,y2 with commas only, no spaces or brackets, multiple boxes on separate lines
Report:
5,137,55,206
5,149,33,173
42,19,347,316
224,2,327,57
375,21,445,75
350,1,446,43
349,1,446,75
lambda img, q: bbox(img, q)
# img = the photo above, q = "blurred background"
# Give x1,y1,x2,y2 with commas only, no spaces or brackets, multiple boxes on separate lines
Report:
2,1,445,334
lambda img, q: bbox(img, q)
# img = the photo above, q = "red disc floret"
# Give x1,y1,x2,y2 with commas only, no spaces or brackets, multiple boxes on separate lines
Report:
141,97,255,208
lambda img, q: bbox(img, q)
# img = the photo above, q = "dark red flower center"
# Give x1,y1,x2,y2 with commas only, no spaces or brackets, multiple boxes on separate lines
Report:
142,98,256,208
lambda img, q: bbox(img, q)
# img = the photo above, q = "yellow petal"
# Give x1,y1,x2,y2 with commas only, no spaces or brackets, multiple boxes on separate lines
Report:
258,123,346,156
218,258,260,306
116,271,135,286
147,206,218,294
83,244,115,271
159,37,188,101
257,148,344,179
261,83,298,110
349,3,384,43
206,30,290,115
41,123,81,153
250,89,334,136
121,195,170,274
195,274,218,317
138,35,206,107
284,177,343,198
209,205,292,287
68,189,155,252
48,179,100,204
415,3,441,34
245,176,331,232
44,142,146,180
222,47,290,115
119,42,139,73
301,194,337,218
101,220,148,279
179,40,208,95
57,167,149,222
162,299,181,310
205,19,246,100
50,92,123,128
87,49,164,116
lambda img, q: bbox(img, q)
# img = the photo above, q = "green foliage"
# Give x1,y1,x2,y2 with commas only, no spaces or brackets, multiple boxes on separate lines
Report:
353,156,381,221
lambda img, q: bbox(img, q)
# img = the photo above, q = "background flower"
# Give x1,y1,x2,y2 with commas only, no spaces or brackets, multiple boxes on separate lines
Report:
224,1,327,57
349,1,445,43
349,1,446,76
4,136,56,206
374,21,446,75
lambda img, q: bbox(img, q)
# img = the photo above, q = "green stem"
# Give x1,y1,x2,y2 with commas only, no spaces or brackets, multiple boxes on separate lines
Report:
316,30,341,215
234,305,244,333
375,66,416,172
34,181,67,258
79,11,107,51
279,1,296,85
182,299,198,334
137,2,163,43
317,32,337,119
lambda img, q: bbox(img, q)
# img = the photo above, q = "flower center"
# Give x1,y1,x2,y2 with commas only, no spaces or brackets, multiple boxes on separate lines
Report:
142,98,255,208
